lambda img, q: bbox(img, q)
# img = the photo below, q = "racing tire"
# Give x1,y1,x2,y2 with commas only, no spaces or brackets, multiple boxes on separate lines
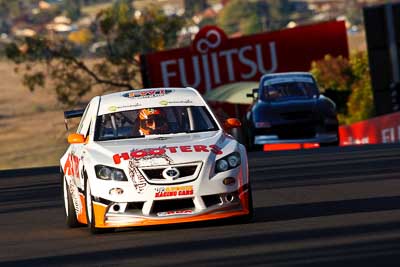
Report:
320,140,339,147
320,129,340,147
62,173,81,228
246,130,263,152
84,177,110,234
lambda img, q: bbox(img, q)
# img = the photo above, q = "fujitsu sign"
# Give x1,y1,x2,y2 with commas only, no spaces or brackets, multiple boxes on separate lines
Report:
141,21,348,94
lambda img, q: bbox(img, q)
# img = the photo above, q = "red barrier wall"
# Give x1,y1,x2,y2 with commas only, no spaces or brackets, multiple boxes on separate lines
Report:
339,112,400,145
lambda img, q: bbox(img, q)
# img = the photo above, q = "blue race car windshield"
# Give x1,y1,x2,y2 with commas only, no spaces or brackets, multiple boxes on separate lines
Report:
94,106,219,141
261,80,318,102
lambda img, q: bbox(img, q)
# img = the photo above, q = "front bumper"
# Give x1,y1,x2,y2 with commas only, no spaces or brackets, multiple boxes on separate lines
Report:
91,185,251,228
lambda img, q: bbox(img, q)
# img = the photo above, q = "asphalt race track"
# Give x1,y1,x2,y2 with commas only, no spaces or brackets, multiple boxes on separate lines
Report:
1,144,400,267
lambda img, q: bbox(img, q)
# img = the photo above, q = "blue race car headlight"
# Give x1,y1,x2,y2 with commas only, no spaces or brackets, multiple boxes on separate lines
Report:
95,165,128,181
215,152,241,173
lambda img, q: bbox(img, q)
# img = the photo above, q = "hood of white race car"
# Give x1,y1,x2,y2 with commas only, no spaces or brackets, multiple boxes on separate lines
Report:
87,131,235,167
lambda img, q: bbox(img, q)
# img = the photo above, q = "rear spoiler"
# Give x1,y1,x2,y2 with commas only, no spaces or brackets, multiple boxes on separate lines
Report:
64,109,85,130
64,109,85,119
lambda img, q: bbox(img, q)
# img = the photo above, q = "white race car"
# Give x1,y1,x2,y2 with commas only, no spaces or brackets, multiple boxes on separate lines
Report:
61,87,253,233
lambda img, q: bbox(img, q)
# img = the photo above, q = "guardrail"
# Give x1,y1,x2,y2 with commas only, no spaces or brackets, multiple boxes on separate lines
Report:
0,166,59,178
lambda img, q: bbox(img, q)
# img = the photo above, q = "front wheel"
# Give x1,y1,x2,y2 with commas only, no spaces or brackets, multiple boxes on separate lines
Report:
84,178,107,234
62,173,80,228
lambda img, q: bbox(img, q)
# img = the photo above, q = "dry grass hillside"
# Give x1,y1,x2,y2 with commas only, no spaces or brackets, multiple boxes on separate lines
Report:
0,61,69,170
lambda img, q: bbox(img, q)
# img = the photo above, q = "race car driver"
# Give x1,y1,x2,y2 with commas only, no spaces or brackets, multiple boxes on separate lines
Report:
138,108,168,135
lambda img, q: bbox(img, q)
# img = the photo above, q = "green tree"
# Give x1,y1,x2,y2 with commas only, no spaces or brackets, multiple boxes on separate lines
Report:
346,52,374,123
311,52,374,125
63,0,82,21
216,0,262,35
216,0,295,35
266,0,292,30
345,0,363,26
185,0,208,17
5,2,186,106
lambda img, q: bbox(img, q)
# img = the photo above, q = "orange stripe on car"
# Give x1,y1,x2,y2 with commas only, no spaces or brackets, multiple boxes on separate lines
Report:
77,194,88,224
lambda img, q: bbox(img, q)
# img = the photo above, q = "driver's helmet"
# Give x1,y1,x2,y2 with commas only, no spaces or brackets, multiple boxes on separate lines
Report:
139,108,168,135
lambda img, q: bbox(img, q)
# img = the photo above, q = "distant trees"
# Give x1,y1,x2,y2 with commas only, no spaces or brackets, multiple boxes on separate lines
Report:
5,1,186,106
2,0,370,111
216,0,294,35
63,0,82,21
345,0,363,26
311,52,374,125
216,0,262,35
185,0,208,17
0,0,35,19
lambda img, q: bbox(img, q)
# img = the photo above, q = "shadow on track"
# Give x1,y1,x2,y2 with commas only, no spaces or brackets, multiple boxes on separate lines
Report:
254,195,400,223
2,219,400,267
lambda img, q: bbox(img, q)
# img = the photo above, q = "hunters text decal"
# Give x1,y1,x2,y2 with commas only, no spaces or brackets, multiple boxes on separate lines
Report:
113,145,223,164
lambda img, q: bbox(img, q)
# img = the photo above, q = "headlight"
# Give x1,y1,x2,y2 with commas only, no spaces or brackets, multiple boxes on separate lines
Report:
95,165,128,181
215,152,241,173
216,159,229,172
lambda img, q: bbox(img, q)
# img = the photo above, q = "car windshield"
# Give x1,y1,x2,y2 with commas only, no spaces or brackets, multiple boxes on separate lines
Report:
94,106,219,141
262,80,318,101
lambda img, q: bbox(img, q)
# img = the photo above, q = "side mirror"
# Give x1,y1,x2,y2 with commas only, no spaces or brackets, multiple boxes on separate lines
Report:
247,88,258,98
224,118,242,129
67,133,85,144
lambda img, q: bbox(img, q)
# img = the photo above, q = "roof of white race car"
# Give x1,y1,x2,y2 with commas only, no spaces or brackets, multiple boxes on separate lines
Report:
97,87,206,115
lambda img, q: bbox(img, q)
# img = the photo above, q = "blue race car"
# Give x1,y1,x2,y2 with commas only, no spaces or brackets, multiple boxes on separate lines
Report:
243,72,339,150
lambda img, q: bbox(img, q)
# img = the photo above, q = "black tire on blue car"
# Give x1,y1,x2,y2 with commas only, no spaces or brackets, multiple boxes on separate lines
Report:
245,129,263,152
320,128,340,147
61,171,81,228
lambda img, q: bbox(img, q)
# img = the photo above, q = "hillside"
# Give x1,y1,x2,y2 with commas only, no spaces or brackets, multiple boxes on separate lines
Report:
0,61,68,170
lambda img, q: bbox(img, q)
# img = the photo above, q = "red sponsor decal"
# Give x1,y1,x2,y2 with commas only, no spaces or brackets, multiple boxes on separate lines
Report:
209,144,223,155
64,154,80,178
339,111,400,145
193,145,209,152
141,21,348,94
113,145,223,164
123,89,168,98
155,186,194,198
113,152,130,165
